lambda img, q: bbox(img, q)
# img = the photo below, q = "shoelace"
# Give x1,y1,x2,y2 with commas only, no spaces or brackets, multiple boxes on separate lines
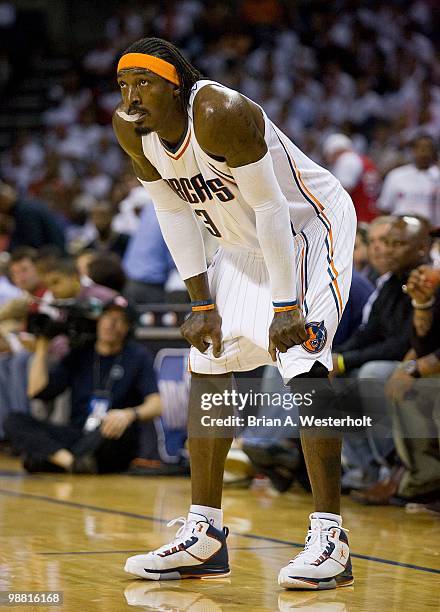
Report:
290,525,350,564
167,516,193,539
153,517,196,554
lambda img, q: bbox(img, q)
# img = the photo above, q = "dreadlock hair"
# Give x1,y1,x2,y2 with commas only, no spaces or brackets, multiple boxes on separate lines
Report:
122,37,203,112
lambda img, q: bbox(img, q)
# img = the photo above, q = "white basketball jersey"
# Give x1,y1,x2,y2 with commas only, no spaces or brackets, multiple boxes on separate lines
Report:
141,80,346,251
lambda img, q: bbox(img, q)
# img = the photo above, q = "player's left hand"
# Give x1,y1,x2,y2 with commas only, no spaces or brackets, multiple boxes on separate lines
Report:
101,409,135,439
268,310,308,361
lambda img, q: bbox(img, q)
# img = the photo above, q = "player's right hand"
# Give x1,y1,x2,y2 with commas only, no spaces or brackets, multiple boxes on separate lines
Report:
180,309,223,357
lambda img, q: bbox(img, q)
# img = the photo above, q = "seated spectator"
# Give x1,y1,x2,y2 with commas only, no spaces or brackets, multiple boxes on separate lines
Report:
84,201,130,259
323,133,380,222
333,216,430,375
0,249,52,439
353,223,369,275
9,247,50,305
0,249,52,438
362,215,394,285
0,247,51,346
0,180,65,252
358,216,394,331
123,202,175,304
4,297,162,473
378,134,440,226
332,216,431,489
352,265,440,510
43,257,116,303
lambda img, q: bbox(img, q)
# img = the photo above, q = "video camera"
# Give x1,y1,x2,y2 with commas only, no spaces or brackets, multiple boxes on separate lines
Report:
27,298,105,349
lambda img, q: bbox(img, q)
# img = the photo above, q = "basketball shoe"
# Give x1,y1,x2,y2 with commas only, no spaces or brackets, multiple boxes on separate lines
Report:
278,514,354,590
124,514,230,580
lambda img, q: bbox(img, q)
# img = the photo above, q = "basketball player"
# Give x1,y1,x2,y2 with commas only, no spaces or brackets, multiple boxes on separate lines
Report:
113,38,356,590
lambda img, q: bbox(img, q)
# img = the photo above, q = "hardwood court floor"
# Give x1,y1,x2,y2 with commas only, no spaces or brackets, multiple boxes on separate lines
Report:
0,454,439,612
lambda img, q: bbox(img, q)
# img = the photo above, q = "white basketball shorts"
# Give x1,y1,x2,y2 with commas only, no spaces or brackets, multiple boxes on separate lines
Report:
189,195,357,381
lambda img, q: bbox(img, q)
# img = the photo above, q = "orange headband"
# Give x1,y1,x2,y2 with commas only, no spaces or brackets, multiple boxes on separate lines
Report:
117,53,180,86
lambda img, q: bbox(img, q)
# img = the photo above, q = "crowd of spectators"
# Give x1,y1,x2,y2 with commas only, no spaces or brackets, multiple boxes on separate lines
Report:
0,1,439,512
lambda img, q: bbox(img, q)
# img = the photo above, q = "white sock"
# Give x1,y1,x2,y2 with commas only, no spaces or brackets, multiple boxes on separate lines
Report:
311,512,342,526
189,505,223,529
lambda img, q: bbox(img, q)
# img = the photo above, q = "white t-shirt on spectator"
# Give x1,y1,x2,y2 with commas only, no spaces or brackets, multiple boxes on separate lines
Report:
332,151,364,191
112,186,153,235
378,163,440,224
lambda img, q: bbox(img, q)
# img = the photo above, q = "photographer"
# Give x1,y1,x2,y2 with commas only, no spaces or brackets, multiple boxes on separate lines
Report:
4,297,162,473
29,256,118,356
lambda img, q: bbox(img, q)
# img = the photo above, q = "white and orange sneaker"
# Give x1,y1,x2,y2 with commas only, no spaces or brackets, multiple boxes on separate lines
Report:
278,515,354,590
124,514,230,580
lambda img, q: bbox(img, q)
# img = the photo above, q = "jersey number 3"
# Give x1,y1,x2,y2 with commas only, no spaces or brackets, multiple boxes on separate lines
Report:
195,209,222,238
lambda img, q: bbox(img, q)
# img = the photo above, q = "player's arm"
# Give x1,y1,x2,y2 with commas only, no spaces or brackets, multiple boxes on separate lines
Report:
112,110,222,356
194,88,307,358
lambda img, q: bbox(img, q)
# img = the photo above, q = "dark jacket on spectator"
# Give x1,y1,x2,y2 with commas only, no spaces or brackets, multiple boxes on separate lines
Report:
335,272,413,370
9,199,65,252
334,269,374,346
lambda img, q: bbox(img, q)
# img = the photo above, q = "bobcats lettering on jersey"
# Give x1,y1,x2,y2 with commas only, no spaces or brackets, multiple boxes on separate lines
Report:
164,173,235,204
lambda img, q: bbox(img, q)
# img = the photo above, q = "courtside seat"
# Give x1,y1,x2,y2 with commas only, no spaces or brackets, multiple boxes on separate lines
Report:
153,348,190,460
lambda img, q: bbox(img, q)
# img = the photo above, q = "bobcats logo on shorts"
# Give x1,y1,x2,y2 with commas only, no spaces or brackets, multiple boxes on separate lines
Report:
302,321,327,354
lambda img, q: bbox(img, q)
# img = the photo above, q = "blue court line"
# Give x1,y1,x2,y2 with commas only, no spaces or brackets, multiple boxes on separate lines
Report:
0,488,439,576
